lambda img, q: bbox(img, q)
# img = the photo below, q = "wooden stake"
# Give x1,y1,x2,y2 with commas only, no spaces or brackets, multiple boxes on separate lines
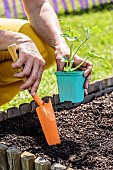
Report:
7,107,20,118
21,151,36,170
51,163,66,170
7,147,22,170
0,144,8,170
0,112,4,122
35,157,51,170
19,103,31,115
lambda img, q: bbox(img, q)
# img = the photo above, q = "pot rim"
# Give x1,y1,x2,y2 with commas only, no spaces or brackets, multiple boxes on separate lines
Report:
55,70,84,76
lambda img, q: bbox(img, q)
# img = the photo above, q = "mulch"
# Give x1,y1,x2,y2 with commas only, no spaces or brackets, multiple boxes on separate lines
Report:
0,92,113,170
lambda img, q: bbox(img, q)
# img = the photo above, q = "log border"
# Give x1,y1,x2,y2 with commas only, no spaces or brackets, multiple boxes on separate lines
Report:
0,144,69,170
1,76,113,169
1,76,113,121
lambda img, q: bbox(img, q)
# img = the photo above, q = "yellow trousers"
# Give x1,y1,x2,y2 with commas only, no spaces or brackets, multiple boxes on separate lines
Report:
0,18,55,106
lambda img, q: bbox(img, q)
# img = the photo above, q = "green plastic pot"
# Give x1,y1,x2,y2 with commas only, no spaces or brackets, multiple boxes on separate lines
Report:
55,71,85,103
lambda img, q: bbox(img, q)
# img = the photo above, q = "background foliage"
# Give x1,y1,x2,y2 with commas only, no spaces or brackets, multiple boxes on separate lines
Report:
0,3,113,111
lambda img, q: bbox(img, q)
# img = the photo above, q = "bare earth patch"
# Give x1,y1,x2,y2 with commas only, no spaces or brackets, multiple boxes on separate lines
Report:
0,92,113,169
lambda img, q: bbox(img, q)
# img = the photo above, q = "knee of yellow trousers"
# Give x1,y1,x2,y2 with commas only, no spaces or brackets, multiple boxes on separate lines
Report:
0,18,55,69
0,81,23,106
0,59,23,106
0,60,20,85
0,51,12,61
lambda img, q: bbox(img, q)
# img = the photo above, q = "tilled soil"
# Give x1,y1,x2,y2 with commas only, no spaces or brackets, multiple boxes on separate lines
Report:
0,92,113,170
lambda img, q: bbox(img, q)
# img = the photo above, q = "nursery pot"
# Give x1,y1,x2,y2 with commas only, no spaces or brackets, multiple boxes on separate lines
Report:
55,71,85,103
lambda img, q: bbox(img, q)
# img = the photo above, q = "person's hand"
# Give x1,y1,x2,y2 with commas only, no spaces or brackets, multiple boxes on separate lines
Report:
55,42,70,71
73,55,93,95
12,40,45,96
54,44,92,95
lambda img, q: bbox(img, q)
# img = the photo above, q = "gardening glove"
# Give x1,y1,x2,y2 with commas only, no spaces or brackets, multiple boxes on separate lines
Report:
12,40,45,96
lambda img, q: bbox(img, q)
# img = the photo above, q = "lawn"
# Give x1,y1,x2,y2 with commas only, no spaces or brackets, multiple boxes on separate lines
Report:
1,4,113,111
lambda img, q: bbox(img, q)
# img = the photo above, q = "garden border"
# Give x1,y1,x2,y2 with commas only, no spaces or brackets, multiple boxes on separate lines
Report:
0,144,68,170
1,76,113,122
1,76,113,170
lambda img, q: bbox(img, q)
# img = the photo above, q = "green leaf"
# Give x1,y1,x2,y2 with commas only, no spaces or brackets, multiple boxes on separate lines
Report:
70,59,74,63
61,34,79,42
61,56,69,62
70,56,89,71
88,51,106,60
63,67,70,71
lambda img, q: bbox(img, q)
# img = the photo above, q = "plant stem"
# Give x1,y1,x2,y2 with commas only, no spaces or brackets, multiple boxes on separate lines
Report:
70,56,89,71
65,61,69,70
73,29,90,57
68,42,74,71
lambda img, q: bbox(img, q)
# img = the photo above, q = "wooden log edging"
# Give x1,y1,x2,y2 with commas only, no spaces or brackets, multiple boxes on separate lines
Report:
1,76,113,123
43,76,113,111
1,76,113,169
0,144,71,170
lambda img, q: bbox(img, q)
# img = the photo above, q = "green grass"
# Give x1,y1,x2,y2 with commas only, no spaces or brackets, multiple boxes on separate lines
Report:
1,5,113,111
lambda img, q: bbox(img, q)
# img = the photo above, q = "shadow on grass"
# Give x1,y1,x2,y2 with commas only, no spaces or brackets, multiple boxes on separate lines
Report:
57,2,113,17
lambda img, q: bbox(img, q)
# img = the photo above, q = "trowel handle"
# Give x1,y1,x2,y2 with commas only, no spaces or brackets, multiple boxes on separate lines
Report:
8,44,44,106
7,44,27,82
8,44,18,62
33,94,44,106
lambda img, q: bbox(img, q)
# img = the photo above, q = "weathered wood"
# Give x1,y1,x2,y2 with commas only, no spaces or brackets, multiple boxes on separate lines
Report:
51,163,66,170
83,93,95,104
7,147,22,170
0,112,4,122
35,157,51,170
101,78,108,89
7,107,20,119
30,100,38,112
88,81,98,94
0,111,8,122
104,86,113,94
42,96,53,104
2,112,8,121
19,103,31,115
106,76,113,87
21,151,36,170
0,144,8,170
53,94,60,105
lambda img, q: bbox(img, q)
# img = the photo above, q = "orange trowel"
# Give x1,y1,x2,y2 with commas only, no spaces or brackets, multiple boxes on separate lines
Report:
8,44,61,146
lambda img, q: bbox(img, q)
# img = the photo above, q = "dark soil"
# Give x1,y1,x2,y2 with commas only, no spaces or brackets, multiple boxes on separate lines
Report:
0,92,113,170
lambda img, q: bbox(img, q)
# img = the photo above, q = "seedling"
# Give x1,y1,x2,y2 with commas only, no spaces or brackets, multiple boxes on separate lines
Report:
60,21,104,72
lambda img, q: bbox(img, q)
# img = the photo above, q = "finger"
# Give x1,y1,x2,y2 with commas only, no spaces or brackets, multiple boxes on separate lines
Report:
56,54,70,71
84,73,91,90
57,63,65,71
14,59,33,78
20,63,39,90
12,54,25,69
30,79,40,96
77,67,86,71
84,62,93,77
84,89,88,96
73,55,83,66
31,61,44,96
56,59,65,71
20,58,44,91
